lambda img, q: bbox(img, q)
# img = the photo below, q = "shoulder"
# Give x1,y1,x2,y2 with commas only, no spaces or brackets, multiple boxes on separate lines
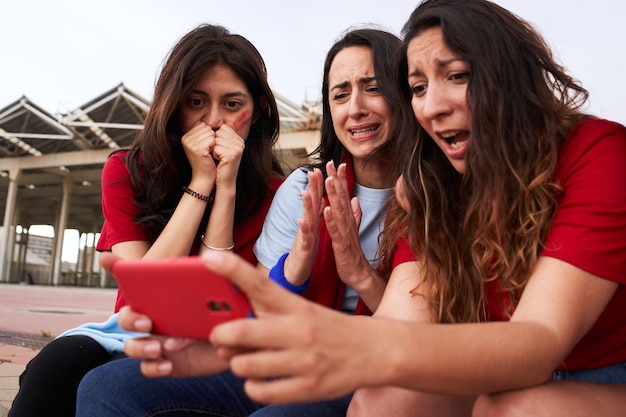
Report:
555,118,626,182
393,234,418,268
269,175,285,193
102,150,131,181
274,168,310,196
262,170,309,223
559,118,626,162
567,117,626,139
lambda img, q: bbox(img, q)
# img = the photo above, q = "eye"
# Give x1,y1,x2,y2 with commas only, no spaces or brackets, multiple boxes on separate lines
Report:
450,71,470,83
333,92,349,103
224,100,244,110
411,83,427,98
189,97,205,107
365,84,381,94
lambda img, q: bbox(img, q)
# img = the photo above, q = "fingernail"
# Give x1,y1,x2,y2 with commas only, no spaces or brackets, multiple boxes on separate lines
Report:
144,341,160,355
157,361,172,374
135,318,151,330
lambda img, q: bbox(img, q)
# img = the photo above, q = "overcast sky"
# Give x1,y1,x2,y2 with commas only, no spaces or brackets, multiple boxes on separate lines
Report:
4,0,626,260
2,0,625,125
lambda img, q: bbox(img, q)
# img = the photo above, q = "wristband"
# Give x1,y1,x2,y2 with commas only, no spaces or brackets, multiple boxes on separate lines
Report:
268,252,311,294
182,185,212,202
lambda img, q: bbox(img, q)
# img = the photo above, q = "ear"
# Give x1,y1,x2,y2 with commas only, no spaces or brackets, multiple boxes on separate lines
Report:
259,94,269,111
252,95,270,124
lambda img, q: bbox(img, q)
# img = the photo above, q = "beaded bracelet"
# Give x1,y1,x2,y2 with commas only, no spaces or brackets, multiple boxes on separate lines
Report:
268,252,311,294
182,185,212,202
200,235,234,251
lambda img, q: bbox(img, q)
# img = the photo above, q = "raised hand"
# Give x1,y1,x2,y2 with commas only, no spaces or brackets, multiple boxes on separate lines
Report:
181,121,218,189
212,120,246,189
324,162,385,309
283,168,326,286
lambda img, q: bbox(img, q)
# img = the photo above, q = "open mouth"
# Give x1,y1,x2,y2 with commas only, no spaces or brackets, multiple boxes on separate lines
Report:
440,131,468,149
350,125,380,137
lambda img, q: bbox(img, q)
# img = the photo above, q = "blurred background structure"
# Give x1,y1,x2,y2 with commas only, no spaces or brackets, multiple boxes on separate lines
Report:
0,84,321,287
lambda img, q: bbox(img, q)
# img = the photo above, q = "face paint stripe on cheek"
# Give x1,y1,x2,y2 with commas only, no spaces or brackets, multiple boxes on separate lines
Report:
227,110,251,132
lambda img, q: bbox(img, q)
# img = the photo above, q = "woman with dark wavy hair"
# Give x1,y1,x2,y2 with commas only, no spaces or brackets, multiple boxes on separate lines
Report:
9,23,283,417
100,1,626,416
75,26,403,417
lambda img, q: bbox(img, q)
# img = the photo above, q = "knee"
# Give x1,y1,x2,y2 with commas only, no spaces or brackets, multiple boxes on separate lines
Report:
76,364,107,401
77,357,136,401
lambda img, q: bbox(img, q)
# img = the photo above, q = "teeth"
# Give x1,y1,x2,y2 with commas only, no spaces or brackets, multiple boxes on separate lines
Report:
440,131,459,139
351,126,377,135
450,141,464,149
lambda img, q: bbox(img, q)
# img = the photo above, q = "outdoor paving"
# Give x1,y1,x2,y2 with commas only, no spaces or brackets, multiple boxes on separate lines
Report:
0,341,42,417
0,283,117,416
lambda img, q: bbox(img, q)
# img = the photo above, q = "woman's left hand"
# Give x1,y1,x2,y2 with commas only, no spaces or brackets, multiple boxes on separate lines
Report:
119,306,229,378
324,162,369,286
212,123,245,189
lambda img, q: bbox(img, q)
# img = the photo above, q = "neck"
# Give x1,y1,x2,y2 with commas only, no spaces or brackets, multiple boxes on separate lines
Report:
352,157,394,189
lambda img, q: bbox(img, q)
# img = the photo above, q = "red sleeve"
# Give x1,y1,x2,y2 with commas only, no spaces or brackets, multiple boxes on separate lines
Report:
392,235,417,268
542,118,626,284
96,151,149,251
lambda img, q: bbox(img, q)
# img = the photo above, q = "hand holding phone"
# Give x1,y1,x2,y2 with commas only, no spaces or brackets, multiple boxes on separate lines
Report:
109,256,253,340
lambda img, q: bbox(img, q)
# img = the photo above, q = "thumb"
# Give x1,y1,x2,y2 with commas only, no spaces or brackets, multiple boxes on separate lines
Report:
100,251,119,273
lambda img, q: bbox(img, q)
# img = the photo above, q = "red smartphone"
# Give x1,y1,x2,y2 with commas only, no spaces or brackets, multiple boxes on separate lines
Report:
109,256,253,339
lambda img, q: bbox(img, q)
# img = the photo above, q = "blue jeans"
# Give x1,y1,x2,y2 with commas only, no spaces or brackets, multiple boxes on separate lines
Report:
551,361,626,383
75,357,352,416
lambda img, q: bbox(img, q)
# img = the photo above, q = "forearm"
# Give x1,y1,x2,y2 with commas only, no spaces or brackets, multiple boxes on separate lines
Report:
345,266,387,312
200,187,236,252
376,320,562,395
144,192,209,258
283,245,317,286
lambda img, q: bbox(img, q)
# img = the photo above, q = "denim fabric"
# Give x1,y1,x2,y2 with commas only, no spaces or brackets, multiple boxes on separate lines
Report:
76,357,351,417
551,361,626,383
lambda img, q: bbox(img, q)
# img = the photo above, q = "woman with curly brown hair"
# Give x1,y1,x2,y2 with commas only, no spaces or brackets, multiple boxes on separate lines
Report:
108,1,626,416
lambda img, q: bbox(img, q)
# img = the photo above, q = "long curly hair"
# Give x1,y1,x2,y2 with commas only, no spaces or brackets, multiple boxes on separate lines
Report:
377,0,589,323
124,24,283,242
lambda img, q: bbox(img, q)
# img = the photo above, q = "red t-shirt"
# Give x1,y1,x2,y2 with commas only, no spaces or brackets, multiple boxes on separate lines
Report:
97,151,282,312
537,118,626,370
392,235,416,269
392,118,626,371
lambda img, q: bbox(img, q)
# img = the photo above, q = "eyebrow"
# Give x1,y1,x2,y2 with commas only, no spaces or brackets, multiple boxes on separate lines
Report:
189,89,249,99
330,76,377,91
408,58,464,77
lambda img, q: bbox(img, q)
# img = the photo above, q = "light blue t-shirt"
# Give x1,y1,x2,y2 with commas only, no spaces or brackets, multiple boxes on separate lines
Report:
254,168,393,312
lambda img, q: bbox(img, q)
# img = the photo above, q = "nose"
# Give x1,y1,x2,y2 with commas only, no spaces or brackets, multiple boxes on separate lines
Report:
348,91,368,119
201,108,223,131
421,82,453,121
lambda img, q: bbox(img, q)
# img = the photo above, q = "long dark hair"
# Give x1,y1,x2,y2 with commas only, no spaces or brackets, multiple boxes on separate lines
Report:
309,27,402,178
125,24,283,241
378,0,589,323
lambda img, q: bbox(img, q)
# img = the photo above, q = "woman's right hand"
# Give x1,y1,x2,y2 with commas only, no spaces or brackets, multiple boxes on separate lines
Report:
283,168,326,285
181,121,218,190
119,306,229,378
